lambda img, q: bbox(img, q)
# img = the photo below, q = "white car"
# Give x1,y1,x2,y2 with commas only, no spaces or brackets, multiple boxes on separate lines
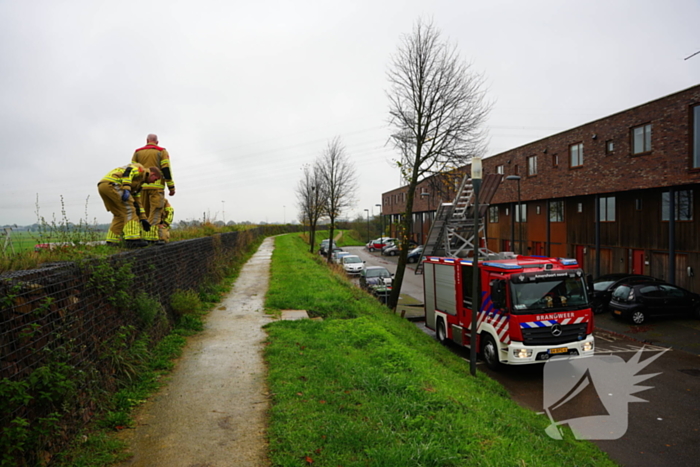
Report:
341,255,365,275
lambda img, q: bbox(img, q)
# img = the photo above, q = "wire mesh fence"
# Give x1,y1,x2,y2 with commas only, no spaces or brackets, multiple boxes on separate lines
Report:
0,225,303,464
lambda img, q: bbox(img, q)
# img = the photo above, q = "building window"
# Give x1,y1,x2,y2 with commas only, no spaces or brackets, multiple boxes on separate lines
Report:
577,203,583,213
536,205,541,215
527,156,537,176
570,143,583,168
662,190,693,221
505,207,509,216
606,140,614,154
549,200,564,222
515,204,527,223
635,198,642,211
489,206,499,223
599,196,616,222
496,165,504,174
693,105,700,169
631,123,652,155
552,154,559,167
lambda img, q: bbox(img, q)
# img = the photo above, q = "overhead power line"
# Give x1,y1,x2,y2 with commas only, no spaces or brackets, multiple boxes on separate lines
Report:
684,50,700,60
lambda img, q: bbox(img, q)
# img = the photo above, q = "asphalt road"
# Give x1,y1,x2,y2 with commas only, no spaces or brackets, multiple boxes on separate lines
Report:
343,246,424,302
345,246,700,467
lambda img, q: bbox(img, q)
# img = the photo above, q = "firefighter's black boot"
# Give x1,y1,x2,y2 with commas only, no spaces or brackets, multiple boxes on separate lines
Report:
125,239,148,248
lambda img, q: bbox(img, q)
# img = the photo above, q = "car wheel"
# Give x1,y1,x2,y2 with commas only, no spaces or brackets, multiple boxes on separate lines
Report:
390,251,397,256
630,310,647,325
369,247,375,252
436,318,448,345
407,257,416,263
481,334,502,370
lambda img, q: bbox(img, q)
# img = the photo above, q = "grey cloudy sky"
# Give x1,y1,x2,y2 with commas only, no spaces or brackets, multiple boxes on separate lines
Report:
1,0,698,227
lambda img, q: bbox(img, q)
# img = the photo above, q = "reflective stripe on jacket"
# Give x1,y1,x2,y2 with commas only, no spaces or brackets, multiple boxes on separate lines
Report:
100,163,147,192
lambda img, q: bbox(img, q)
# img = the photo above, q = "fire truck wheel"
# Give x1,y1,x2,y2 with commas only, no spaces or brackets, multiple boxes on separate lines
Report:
436,318,448,345
481,334,502,370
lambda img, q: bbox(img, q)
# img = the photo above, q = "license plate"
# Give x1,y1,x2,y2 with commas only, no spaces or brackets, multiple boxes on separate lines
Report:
613,309,622,315
550,347,568,355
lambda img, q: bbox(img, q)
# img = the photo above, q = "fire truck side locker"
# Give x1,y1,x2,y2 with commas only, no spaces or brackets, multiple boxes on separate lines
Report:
424,260,460,344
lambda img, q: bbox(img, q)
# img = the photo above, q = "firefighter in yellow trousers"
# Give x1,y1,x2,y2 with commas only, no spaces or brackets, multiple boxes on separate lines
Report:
158,199,174,243
131,134,176,245
97,163,162,248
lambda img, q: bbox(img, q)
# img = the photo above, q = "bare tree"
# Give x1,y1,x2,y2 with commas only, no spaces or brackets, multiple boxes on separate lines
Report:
385,18,491,309
295,163,326,253
315,137,357,262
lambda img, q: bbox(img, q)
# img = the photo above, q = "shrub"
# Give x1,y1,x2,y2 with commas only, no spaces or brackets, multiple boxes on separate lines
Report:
170,289,201,317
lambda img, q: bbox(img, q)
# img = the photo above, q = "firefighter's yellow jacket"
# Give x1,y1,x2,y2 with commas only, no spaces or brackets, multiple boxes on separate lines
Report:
99,163,149,219
131,144,175,191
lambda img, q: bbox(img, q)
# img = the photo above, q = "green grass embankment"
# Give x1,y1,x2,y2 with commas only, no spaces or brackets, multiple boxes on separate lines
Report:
264,233,616,467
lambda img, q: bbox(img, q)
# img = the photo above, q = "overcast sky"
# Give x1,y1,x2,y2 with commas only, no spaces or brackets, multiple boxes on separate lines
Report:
1,0,699,227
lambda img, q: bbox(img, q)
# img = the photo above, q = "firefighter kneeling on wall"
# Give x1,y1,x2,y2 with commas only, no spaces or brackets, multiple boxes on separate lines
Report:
158,199,174,244
97,163,163,248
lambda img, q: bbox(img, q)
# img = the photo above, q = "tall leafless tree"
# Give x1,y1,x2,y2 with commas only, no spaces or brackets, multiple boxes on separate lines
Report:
296,163,326,253
385,18,491,309
316,137,357,262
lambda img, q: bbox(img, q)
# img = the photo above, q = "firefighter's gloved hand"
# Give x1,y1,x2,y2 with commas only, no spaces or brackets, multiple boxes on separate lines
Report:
140,219,151,232
121,189,131,202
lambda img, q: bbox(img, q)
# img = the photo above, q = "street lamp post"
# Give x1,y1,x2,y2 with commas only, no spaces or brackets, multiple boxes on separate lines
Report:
470,157,482,377
506,175,522,254
222,200,225,224
364,209,370,243
375,203,382,237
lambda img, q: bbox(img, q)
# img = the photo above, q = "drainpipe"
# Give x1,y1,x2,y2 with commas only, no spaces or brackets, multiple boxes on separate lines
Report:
546,200,551,257
595,195,600,279
669,187,676,285
511,202,516,253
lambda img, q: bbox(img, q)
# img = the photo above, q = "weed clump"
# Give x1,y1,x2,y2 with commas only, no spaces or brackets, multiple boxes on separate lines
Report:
170,289,201,317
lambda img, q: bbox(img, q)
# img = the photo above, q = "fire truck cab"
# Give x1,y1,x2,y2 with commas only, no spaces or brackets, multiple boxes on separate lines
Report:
423,254,595,369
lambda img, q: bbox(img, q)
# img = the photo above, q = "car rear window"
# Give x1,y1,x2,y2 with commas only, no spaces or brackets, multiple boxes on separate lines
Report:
593,280,616,291
612,285,631,300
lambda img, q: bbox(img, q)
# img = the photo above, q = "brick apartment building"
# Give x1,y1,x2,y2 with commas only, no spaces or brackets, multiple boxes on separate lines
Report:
381,83,700,292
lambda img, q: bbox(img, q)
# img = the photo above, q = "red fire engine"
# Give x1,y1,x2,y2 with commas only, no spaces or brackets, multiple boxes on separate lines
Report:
423,253,595,369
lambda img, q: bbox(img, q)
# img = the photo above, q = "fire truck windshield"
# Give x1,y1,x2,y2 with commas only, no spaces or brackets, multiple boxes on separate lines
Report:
510,276,588,313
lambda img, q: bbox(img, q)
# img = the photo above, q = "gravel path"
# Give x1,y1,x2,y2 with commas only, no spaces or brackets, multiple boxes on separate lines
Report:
117,237,275,467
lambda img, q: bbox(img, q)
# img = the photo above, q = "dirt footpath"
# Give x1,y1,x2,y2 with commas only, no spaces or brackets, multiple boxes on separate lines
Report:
117,237,275,467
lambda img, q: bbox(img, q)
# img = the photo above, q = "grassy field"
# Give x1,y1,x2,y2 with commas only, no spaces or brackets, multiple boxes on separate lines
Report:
2,231,46,253
0,223,253,274
263,233,616,467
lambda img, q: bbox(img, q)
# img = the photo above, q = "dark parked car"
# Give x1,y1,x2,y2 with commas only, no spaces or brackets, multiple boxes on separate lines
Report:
360,266,394,304
609,281,700,324
590,274,662,314
406,245,424,263
359,266,393,291
319,239,337,256
381,240,418,256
